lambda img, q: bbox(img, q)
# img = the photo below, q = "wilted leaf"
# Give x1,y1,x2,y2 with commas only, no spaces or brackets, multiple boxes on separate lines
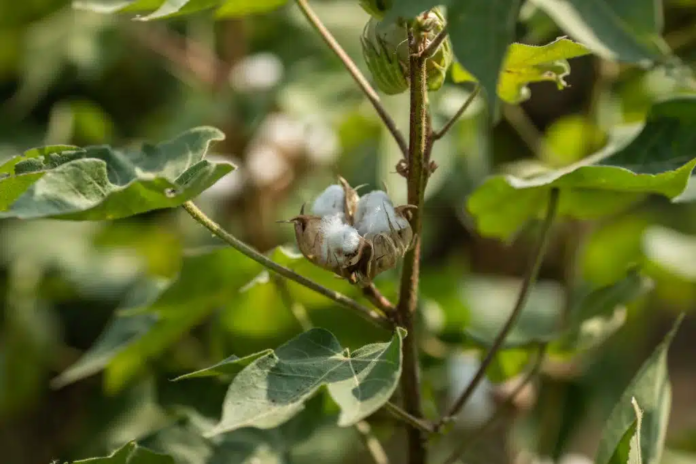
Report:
468,97,696,240
531,0,667,63
208,327,405,435
71,441,174,464
447,0,522,111
0,127,231,220
595,315,682,464
452,38,592,104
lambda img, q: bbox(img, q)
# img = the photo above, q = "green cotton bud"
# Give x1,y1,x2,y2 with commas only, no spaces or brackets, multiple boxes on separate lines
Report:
360,17,410,95
358,0,393,19
419,8,453,92
360,8,453,95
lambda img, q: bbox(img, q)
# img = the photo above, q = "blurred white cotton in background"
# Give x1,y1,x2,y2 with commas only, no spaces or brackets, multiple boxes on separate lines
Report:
447,352,495,428
229,52,284,92
303,118,340,164
246,143,292,187
257,113,306,158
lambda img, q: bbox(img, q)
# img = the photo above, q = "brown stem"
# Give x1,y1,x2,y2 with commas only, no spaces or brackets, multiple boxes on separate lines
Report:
181,201,391,330
432,85,481,140
438,188,559,427
395,27,429,464
363,283,396,316
294,0,408,157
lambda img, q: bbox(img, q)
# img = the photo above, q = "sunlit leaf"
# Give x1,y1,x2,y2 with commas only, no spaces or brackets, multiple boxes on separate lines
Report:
595,315,682,464
172,351,272,381
71,441,174,464
207,327,405,435
452,38,591,104
486,348,531,382
609,397,643,464
0,127,232,220
530,0,667,63
73,0,288,18
468,97,696,240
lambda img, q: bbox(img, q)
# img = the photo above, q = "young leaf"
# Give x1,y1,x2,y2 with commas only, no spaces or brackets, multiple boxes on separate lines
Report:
531,0,667,63
447,0,522,111
208,327,406,435
452,38,591,104
71,441,174,464
595,315,683,464
468,96,696,240
0,127,232,221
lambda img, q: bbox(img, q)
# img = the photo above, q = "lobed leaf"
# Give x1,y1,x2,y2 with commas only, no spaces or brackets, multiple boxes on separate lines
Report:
205,327,406,435
468,96,696,240
452,38,592,104
0,127,231,221
595,315,682,464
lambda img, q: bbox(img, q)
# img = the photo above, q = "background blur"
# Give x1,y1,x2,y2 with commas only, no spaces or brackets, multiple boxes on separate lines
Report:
2,1,696,463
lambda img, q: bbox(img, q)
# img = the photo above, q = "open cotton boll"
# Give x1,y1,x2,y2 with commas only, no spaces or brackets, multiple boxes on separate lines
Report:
311,184,346,217
355,191,409,237
319,213,361,267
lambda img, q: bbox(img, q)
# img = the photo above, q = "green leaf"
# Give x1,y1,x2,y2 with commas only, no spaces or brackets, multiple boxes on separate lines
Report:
595,315,682,464
73,0,288,18
208,327,406,435
53,247,262,393
50,278,166,389
71,441,174,464
447,0,522,111
451,38,592,104
468,97,696,240
383,0,445,20
530,0,667,63
172,351,272,381
0,127,231,220
610,397,644,464
463,276,565,349
486,348,531,383
557,269,653,353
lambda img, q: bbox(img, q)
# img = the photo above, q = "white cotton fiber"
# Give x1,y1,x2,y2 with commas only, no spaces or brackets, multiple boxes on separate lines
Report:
311,184,345,217
355,191,409,238
319,213,360,266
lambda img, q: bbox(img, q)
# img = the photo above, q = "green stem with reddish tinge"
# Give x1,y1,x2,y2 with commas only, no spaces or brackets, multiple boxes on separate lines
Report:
396,27,430,464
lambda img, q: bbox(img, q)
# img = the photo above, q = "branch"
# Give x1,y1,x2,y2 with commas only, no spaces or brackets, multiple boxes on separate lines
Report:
438,188,559,426
383,401,434,434
395,27,430,464
422,28,449,59
443,344,548,464
432,85,480,140
181,201,391,330
294,0,408,157
363,283,396,316
355,420,390,464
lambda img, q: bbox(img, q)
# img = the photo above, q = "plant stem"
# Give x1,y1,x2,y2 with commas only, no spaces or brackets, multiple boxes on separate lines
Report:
438,188,559,426
384,401,434,434
294,0,408,157
363,283,396,316
432,85,481,140
355,420,391,464
443,344,548,464
395,28,430,464
181,201,391,330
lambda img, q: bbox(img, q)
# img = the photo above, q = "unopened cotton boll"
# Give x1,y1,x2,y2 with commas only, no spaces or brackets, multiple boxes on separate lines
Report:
311,185,345,217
